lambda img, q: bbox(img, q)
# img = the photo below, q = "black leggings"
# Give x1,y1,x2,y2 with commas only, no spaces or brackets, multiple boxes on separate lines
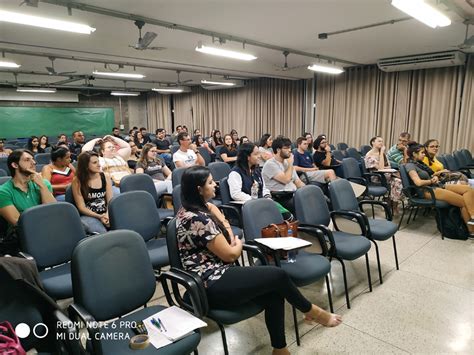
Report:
206,266,312,349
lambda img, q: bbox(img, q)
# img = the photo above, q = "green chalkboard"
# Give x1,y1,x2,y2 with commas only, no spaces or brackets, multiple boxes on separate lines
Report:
0,107,115,139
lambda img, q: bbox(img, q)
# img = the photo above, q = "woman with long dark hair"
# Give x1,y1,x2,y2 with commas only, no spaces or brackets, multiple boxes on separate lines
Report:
39,135,50,152
41,146,75,201
72,151,113,234
177,166,341,355
27,136,40,154
423,139,449,174
211,130,224,150
219,134,238,166
135,143,172,196
258,133,273,167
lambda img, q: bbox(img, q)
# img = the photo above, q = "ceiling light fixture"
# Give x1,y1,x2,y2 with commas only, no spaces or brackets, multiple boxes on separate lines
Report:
152,86,191,94
17,87,57,93
92,71,145,79
195,42,257,61
0,60,20,68
0,9,96,34
110,91,140,96
200,79,236,86
391,0,451,28
307,63,344,74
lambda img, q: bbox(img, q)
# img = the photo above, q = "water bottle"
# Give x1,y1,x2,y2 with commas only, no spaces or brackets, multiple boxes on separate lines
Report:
251,181,259,199
287,228,296,263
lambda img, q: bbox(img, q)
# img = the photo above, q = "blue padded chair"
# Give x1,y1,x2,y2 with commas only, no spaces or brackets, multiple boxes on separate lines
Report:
242,198,333,345
214,145,224,162
171,145,180,154
198,146,212,165
332,150,345,161
119,174,174,222
294,185,372,309
460,149,473,165
444,154,471,178
0,157,8,176
0,168,7,176
109,191,169,270
453,150,474,170
360,145,371,156
172,167,187,187
346,147,362,160
166,218,266,355
208,162,231,183
0,176,11,185
329,179,399,284
218,177,244,230
69,230,201,355
342,157,388,200
34,153,51,165
18,203,87,299
337,142,349,151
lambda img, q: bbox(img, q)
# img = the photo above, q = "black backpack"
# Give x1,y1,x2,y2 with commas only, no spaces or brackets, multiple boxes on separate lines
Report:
435,206,469,240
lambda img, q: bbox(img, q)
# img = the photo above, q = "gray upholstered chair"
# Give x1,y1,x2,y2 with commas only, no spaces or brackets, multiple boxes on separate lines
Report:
329,179,399,284
342,157,388,200
18,202,86,299
109,191,169,270
294,185,372,308
337,142,349,151
0,168,7,177
360,145,371,156
69,230,201,355
172,167,187,187
198,146,212,165
0,176,11,185
34,153,51,164
208,162,231,182
346,147,362,160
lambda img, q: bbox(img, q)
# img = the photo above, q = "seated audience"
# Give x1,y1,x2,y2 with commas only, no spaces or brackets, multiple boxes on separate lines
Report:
0,139,12,158
312,135,343,177
364,136,403,208
171,125,183,144
262,136,304,213
387,132,410,168
193,129,201,138
193,134,214,155
405,142,474,233
423,139,449,174
173,132,205,168
41,147,75,201
56,134,68,146
304,132,314,155
134,130,146,151
210,130,224,151
112,127,124,140
38,135,50,152
258,133,274,167
27,136,42,154
135,143,172,196
69,130,86,161
240,136,250,144
176,166,341,355
0,149,55,230
220,134,238,166
124,129,136,143
72,151,112,234
293,136,336,184
139,127,152,144
127,141,140,170
153,128,172,165
230,129,240,146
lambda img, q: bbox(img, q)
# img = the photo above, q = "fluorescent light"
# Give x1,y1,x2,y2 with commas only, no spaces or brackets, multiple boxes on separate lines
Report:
201,79,236,86
307,64,344,74
110,91,140,96
93,71,145,79
17,87,57,93
152,87,191,94
391,0,451,28
195,43,257,61
0,9,96,34
0,60,21,68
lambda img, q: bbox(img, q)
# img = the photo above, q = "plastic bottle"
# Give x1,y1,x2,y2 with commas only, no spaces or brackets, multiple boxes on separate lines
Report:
251,181,259,199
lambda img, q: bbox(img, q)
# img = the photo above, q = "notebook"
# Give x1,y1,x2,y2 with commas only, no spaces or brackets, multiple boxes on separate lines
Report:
254,237,312,251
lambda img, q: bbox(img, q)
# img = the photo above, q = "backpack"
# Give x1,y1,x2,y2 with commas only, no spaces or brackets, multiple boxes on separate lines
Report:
435,206,469,240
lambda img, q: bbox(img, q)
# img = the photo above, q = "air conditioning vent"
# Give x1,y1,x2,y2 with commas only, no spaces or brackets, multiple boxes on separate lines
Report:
377,51,466,72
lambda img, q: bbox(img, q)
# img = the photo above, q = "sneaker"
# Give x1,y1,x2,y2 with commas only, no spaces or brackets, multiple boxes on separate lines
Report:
468,219,474,226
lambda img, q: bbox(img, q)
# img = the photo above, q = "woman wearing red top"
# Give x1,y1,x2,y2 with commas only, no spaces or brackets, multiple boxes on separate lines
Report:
41,146,75,201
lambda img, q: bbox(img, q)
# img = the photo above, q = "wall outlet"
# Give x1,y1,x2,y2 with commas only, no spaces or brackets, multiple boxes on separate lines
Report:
119,124,124,130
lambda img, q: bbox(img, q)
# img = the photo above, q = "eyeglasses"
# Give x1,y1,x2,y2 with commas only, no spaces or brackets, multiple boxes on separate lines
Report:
428,145,440,148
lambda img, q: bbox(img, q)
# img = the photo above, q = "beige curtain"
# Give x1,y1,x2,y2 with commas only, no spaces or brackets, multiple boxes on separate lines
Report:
457,55,474,151
146,93,172,132
173,78,305,141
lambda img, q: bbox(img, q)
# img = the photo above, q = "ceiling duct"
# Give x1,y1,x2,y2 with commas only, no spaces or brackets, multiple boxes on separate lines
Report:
377,51,466,72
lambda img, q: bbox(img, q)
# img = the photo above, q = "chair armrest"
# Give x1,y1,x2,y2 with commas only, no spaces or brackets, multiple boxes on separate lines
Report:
365,172,388,187
330,210,368,236
53,310,81,355
359,200,393,221
242,243,268,265
270,191,294,199
297,171,311,185
346,177,368,187
158,268,207,318
218,204,243,228
17,251,34,261
298,224,332,256
68,303,101,354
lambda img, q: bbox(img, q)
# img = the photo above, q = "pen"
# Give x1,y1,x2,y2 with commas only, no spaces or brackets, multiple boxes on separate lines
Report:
150,318,162,331
157,318,167,332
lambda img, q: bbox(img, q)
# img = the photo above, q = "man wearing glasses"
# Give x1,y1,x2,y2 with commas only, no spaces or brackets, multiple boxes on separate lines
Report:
173,132,205,168
387,132,411,168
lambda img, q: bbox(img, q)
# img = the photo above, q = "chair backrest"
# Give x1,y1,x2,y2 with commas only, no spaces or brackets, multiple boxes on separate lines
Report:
109,191,161,242
360,145,371,156
0,157,10,176
214,145,224,162
337,142,349,151
460,149,473,164
453,151,468,168
64,185,75,205
219,177,232,204
120,174,159,203
0,168,7,177
172,167,187,187
399,164,424,198
166,218,184,269
172,185,182,215
0,176,11,185
171,145,180,154
294,185,330,226
332,150,345,161
437,155,447,169
444,154,459,171
34,153,51,165
329,144,336,151
329,179,359,211
72,230,156,321
346,147,362,160
342,157,362,178
18,202,86,269
242,199,283,241
198,147,211,166
35,164,46,173
208,162,231,182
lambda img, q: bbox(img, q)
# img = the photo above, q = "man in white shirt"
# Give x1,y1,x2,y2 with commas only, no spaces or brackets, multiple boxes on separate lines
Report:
173,132,205,168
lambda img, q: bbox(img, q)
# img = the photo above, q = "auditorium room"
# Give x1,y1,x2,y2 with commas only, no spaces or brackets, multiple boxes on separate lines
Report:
0,0,473,354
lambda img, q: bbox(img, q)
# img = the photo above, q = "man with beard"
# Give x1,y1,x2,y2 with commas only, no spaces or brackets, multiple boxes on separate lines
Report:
69,130,86,161
262,136,304,213
0,149,55,228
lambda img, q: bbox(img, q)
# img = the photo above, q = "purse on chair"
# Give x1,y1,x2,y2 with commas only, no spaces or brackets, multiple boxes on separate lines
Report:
261,220,299,238
0,321,26,355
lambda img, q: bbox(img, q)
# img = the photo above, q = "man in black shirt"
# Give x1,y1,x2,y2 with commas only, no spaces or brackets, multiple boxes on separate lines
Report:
111,127,124,140
139,127,152,144
312,135,343,177
153,128,172,165
68,130,85,161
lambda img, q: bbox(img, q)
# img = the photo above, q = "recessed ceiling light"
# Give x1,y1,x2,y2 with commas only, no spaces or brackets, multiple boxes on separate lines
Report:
17,87,57,93
391,0,451,28
307,64,344,74
195,42,257,61
92,71,145,79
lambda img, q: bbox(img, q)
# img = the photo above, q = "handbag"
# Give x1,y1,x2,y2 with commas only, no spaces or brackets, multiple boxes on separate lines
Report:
439,171,468,185
0,321,26,355
261,220,299,238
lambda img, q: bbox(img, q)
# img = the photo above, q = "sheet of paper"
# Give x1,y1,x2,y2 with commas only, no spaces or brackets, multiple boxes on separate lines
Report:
378,168,397,173
254,237,312,251
143,319,173,349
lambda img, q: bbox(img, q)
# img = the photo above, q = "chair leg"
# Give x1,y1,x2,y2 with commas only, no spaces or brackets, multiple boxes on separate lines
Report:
371,204,375,219
194,350,199,355
325,275,334,313
413,207,419,221
292,305,301,346
365,253,372,292
217,323,229,355
398,204,406,230
336,258,350,309
371,240,383,284
392,235,399,270
406,207,414,225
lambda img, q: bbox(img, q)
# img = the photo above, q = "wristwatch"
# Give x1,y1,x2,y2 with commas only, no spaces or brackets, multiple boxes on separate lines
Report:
194,150,200,154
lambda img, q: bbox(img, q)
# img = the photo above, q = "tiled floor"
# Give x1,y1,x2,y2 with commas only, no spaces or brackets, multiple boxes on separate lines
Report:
148,213,473,354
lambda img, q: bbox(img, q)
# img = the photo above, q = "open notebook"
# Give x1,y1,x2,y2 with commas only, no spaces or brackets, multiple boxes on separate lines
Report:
144,306,207,349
